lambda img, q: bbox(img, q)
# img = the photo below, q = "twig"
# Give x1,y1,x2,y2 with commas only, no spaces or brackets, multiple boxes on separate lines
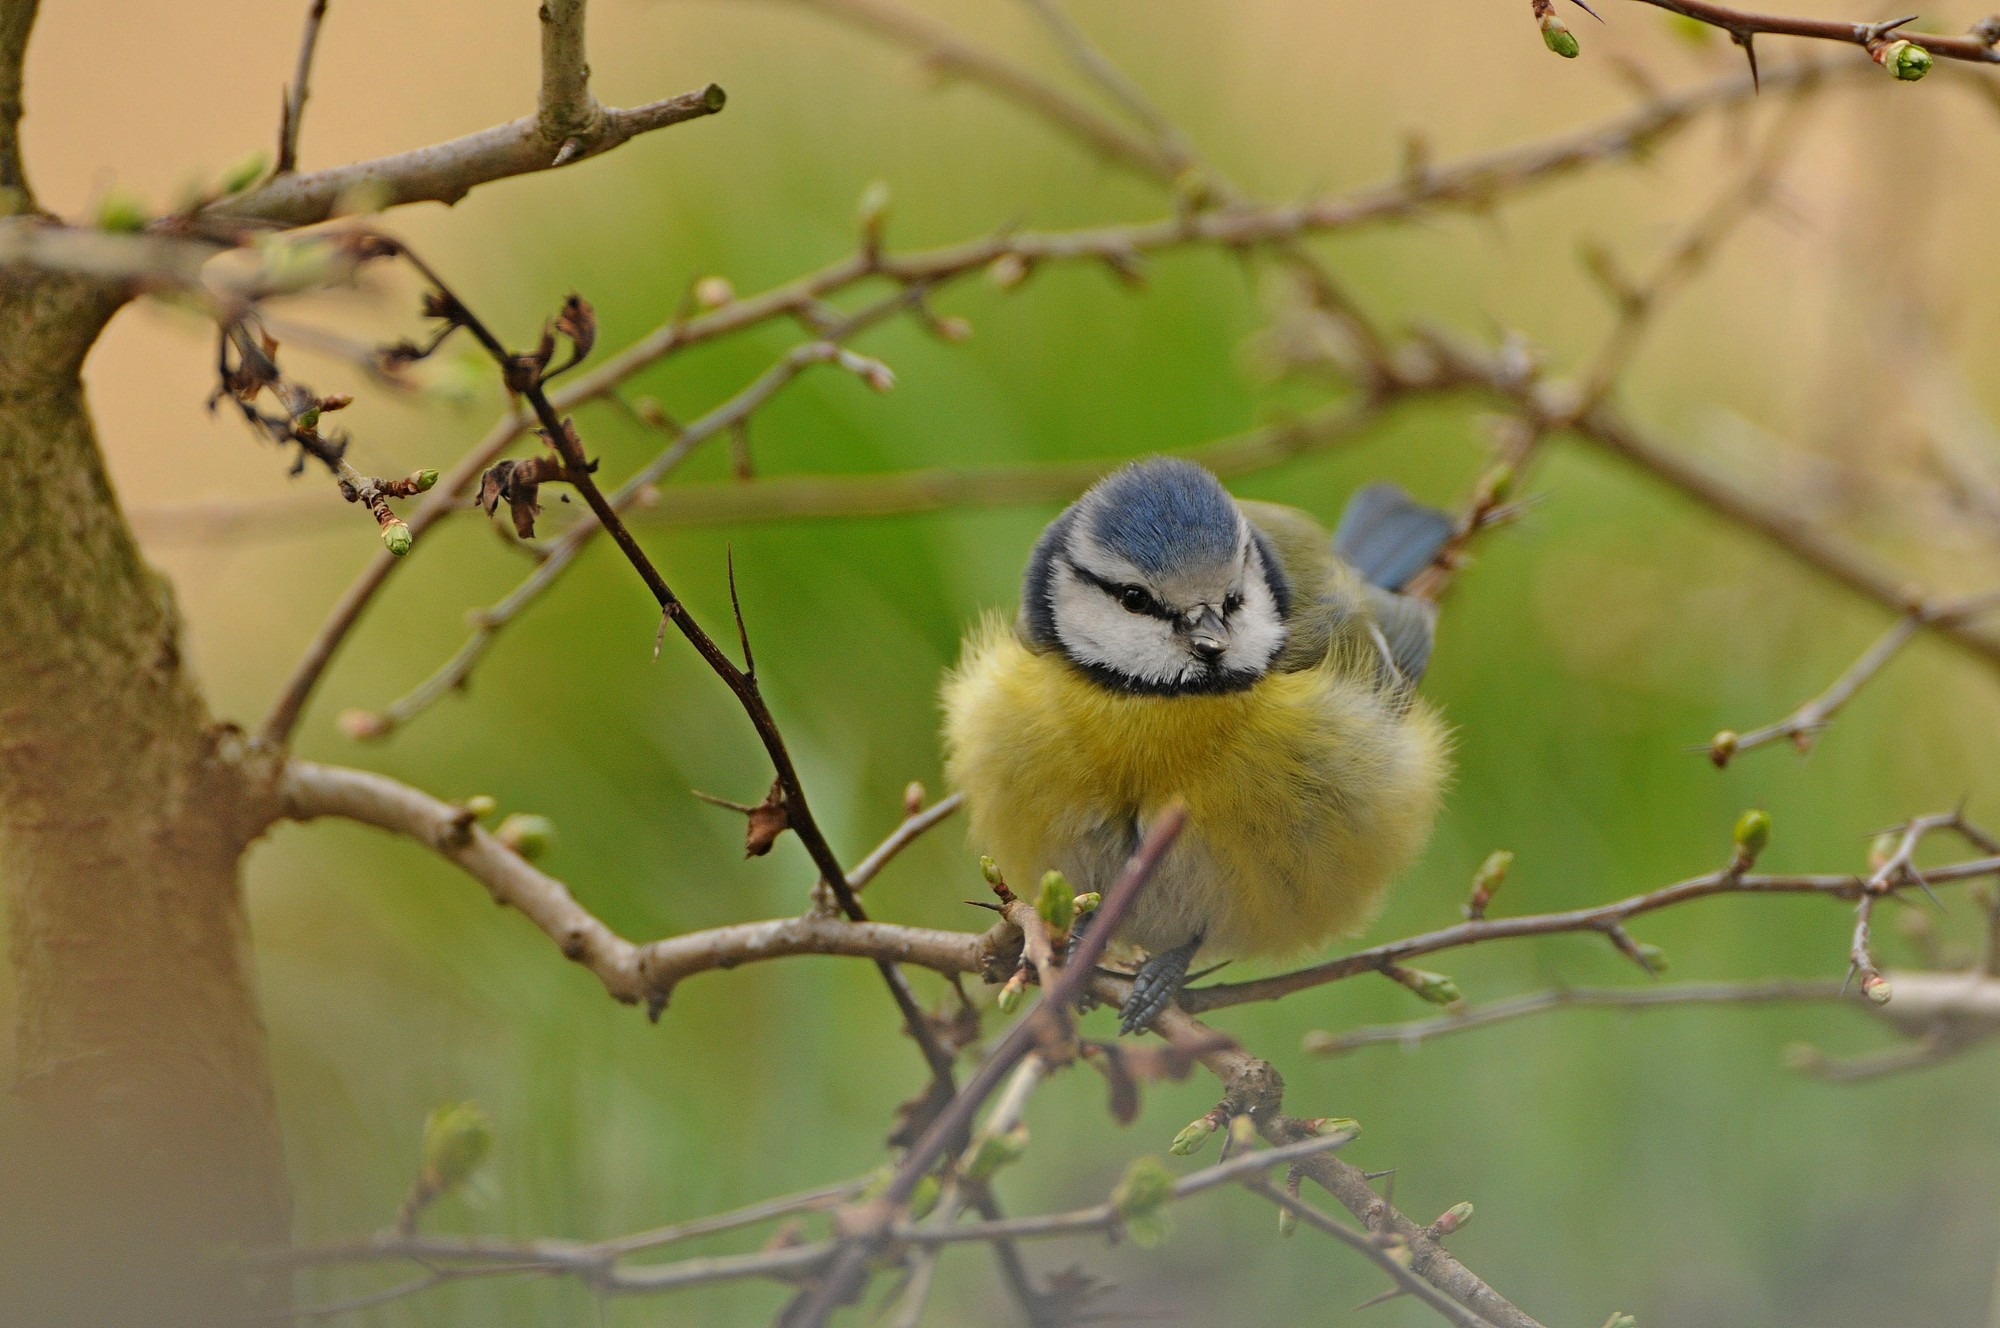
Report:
1713,589,2000,764
1243,1178,1495,1328
275,0,329,175
1304,978,1849,1055
538,0,597,153
250,61,1813,744
1181,841,2000,1013
779,806,1187,1328
1618,0,2000,74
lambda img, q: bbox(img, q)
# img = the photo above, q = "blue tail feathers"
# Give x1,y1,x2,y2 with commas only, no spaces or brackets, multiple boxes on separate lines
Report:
1333,483,1455,592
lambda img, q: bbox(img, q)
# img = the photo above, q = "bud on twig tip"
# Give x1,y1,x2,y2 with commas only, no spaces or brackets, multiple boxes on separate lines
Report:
381,520,414,557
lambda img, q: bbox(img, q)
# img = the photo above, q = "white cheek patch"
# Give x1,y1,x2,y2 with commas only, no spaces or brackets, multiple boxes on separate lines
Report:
1224,559,1287,675
1050,569,1192,687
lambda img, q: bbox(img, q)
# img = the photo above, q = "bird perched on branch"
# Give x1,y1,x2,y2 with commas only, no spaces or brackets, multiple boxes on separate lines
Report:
943,458,1453,1032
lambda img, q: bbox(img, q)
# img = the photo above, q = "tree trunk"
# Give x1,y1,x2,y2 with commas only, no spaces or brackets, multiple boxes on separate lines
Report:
0,266,290,1323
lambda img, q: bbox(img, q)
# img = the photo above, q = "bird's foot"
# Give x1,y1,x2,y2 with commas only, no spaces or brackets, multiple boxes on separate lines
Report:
1119,937,1202,1035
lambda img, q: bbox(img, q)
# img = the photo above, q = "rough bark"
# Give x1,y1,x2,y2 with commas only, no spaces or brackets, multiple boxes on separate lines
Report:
0,264,289,1324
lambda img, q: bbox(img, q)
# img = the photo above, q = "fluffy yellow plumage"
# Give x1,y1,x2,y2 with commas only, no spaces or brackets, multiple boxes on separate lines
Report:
940,465,1453,994
943,613,1449,959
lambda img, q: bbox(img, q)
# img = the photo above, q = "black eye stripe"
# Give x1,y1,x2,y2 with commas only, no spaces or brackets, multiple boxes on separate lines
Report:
1068,562,1174,620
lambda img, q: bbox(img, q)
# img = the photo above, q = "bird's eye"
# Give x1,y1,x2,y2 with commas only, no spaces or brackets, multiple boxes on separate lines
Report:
1117,585,1155,615
1223,591,1243,614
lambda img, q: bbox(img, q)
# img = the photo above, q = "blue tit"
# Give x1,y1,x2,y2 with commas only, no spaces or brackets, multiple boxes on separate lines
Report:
941,458,1454,1032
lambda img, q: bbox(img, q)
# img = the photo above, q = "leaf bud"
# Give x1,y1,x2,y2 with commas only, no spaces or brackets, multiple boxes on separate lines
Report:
495,812,555,861
1037,870,1075,936
420,1101,493,1194
381,520,414,557
1541,12,1581,57
1880,38,1933,79
1169,1113,1219,1157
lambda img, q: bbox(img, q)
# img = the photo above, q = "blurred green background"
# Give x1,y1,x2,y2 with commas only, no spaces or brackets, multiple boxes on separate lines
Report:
14,0,2000,1323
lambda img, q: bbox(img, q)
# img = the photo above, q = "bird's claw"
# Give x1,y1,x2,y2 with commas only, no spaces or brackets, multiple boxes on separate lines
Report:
1119,937,1201,1035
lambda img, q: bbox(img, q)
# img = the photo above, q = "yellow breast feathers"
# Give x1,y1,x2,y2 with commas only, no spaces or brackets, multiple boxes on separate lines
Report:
942,616,1448,958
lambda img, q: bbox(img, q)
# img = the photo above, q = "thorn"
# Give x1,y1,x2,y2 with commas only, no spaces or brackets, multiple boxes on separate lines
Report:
1733,30,1760,90
726,545,755,679
691,788,758,815
1568,0,1604,19
1352,1286,1409,1312
551,136,586,167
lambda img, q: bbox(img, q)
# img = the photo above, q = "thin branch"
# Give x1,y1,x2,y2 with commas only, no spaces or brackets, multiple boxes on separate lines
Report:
1713,589,2000,764
251,60,1809,744
1151,1006,1543,1328
538,0,597,151
1619,0,2000,66
774,0,1173,177
277,759,1001,1011
1303,978,1850,1055
276,0,330,175
850,791,963,892
780,806,1188,1328
212,85,725,228
1181,840,2000,1013
1243,1178,1495,1328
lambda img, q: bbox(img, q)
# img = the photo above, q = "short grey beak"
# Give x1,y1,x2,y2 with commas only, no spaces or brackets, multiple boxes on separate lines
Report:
1186,605,1228,663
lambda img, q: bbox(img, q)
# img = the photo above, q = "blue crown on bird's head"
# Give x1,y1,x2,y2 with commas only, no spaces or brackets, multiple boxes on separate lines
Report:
1084,458,1243,577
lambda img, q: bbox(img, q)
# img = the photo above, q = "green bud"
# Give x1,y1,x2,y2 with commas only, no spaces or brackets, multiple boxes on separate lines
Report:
462,794,498,819
907,1174,942,1220
1037,870,1075,935
1111,1156,1175,1248
1402,968,1462,1006
856,180,891,244
1708,730,1738,767
1305,1116,1361,1139
996,971,1027,1015
1433,1201,1475,1235
381,520,414,557
95,190,149,233
1540,13,1580,57
1861,972,1892,1005
1474,849,1514,891
1882,38,1932,80
1635,943,1668,973
296,407,322,431
1169,1114,1218,1157
413,468,441,493
1868,831,1899,872
857,1165,894,1201
496,812,555,861
1601,1315,1637,1328
1072,891,1101,916
420,1101,493,1193
979,856,1005,888
1732,808,1771,862
219,151,269,196
1277,1206,1299,1238
963,1124,1029,1182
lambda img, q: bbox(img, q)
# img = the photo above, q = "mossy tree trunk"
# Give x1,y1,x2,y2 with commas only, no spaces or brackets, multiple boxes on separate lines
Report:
0,204,290,1328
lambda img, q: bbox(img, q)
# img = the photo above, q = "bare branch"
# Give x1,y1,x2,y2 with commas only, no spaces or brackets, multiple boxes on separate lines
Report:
1713,589,2000,764
1305,978,1851,1055
1617,0,2000,67
538,0,597,150
277,759,997,1011
276,0,330,175
212,85,725,228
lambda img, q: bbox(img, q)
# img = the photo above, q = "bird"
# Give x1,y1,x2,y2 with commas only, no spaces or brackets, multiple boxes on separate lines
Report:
941,457,1454,1033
